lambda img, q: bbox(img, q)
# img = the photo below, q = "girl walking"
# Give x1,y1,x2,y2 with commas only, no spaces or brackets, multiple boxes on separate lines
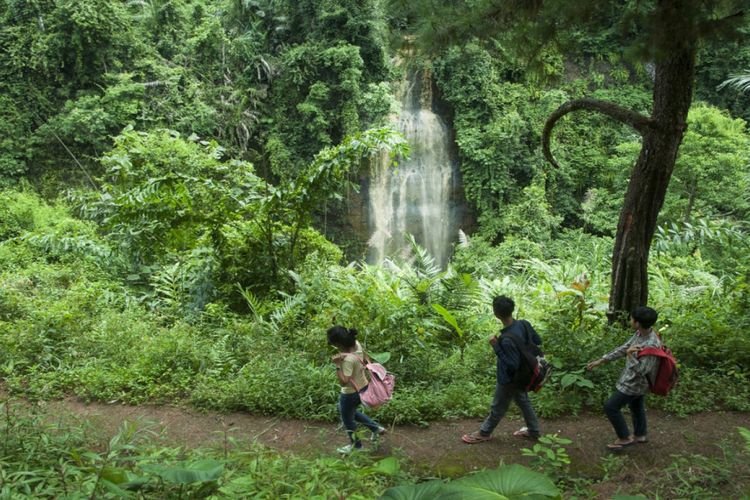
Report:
328,326,386,454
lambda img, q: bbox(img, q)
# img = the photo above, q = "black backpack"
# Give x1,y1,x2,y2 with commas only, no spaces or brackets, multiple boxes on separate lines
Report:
502,321,552,392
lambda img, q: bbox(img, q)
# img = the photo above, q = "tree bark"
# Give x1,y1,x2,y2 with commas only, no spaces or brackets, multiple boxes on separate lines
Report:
608,42,696,321
541,7,697,323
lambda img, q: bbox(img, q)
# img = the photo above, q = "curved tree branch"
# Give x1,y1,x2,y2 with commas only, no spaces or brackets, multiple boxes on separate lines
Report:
542,98,654,169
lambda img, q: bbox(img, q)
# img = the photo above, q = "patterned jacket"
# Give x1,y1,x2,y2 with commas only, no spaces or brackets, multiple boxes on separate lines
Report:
602,329,662,396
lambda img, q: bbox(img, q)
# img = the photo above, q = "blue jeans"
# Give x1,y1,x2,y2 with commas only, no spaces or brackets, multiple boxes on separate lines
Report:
338,390,381,447
604,390,647,440
480,383,540,437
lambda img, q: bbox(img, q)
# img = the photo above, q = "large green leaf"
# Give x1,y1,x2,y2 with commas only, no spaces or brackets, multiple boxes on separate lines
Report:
380,465,560,500
432,303,464,337
100,467,130,485
141,459,224,484
369,352,391,364
738,426,750,452
365,456,400,476
440,464,561,500
379,479,445,500
99,478,130,498
100,467,148,492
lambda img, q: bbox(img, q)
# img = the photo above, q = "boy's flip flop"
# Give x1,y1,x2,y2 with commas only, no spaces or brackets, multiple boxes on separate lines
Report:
462,431,491,444
512,427,538,439
606,440,635,451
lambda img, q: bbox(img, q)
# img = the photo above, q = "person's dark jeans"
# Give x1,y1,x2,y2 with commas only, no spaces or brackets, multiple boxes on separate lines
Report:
479,383,540,437
338,390,381,447
603,390,647,440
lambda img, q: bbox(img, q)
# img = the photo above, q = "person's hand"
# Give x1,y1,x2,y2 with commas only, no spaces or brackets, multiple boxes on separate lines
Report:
488,335,498,346
627,345,642,357
586,358,604,371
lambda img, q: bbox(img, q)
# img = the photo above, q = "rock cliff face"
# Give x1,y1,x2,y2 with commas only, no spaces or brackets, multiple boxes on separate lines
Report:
339,66,471,267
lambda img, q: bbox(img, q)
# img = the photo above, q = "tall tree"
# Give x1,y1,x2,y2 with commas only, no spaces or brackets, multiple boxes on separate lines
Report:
400,0,746,321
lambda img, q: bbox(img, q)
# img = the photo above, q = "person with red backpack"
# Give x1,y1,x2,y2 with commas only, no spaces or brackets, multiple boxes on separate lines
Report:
328,326,387,454
586,306,662,451
462,296,542,444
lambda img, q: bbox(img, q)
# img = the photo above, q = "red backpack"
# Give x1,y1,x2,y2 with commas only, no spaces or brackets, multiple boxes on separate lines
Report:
502,321,552,393
637,334,679,396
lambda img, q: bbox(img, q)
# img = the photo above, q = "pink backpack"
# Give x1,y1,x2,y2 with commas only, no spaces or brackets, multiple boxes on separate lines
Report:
348,353,395,409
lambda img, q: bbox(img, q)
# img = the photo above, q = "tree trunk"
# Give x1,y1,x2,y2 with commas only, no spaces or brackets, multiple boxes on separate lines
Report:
607,43,696,321
539,0,743,323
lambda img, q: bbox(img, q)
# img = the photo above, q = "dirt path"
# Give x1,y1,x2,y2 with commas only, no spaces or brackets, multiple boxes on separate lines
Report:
25,396,749,479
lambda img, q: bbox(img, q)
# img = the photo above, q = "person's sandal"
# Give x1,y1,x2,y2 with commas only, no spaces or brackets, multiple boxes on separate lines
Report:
635,435,648,443
606,439,635,451
371,426,387,440
512,427,539,439
462,431,491,444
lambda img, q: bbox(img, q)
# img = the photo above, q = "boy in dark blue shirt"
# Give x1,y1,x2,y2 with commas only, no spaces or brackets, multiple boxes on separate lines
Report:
462,296,542,443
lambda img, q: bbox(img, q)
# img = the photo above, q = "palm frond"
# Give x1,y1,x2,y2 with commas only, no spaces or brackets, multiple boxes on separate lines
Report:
269,294,303,330
718,71,750,93
458,229,470,247
203,334,239,377
437,266,483,310
406,234,441,278
237,283,263,321
150,263,185,310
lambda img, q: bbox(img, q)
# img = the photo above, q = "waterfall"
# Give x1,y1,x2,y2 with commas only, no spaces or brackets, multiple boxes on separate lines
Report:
367,68,457,267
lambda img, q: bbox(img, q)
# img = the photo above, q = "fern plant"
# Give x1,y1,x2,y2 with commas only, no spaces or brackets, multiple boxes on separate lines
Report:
149,262,186,313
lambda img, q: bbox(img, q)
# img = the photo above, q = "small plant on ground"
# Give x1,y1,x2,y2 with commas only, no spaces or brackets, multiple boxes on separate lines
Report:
521,433,573,479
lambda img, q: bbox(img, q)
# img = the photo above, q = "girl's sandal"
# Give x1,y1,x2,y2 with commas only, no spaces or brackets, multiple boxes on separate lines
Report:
462,431,491,444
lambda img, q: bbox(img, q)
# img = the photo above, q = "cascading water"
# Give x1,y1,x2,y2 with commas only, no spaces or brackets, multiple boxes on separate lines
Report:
367,68,457,267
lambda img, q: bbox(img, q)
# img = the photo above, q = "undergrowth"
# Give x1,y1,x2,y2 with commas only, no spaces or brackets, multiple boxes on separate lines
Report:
0,400,411,499
1,189,749,423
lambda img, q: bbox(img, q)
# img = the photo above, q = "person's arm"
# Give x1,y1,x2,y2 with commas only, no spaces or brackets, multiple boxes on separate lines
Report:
490,334,502,356
333,355,352,386
587,334,634,370
335,368,349,386
524,320,542,346
631,350,660,376
603,335,635,362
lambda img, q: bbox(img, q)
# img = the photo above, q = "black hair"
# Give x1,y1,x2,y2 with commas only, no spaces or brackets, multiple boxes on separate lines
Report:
631,306,658,329
327,325,357,349
492,296,515,318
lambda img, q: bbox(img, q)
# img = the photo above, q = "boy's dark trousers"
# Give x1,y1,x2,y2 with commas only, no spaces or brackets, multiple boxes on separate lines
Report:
604,390,647,439
479,382,540,437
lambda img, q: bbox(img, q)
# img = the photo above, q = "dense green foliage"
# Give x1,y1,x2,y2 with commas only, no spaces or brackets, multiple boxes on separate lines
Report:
1,1,750,498
1,0,748,420
0,0,394,187
2,189,748,423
